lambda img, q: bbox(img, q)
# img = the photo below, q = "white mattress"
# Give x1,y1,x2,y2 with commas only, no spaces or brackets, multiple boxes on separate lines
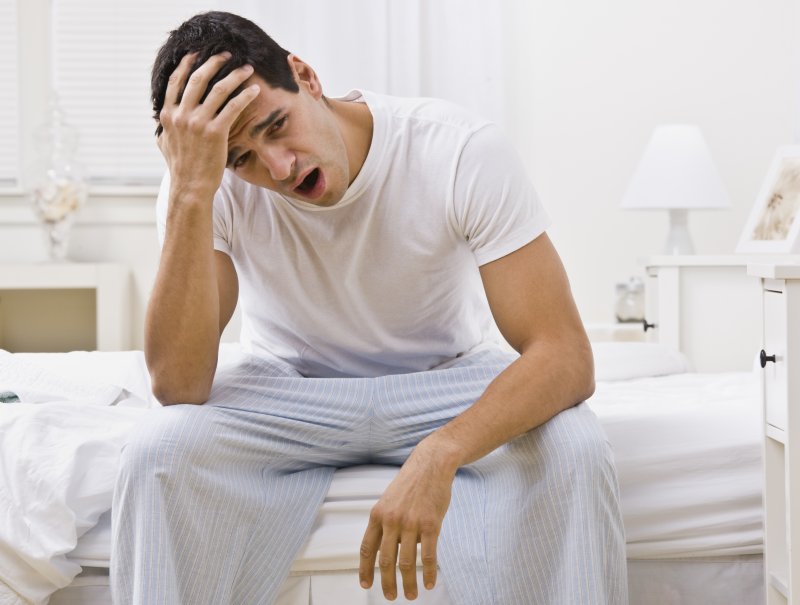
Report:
0,343,764,604
66,370,762,569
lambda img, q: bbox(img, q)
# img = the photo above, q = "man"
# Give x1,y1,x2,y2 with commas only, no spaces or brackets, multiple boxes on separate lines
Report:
112,10,627,605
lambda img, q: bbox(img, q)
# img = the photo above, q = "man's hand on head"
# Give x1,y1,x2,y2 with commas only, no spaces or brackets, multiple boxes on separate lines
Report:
359,439,459,601
156,52,260,200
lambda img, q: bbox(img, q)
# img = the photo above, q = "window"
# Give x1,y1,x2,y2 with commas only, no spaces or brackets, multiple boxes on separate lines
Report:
0,0,19,185
52,1,212,186
4,0,502,190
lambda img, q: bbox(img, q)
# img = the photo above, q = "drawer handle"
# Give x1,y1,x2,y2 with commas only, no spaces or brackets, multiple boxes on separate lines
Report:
642,319,657,332
760,349,776,368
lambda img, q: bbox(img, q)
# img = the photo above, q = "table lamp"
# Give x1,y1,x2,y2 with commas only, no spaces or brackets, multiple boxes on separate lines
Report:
620,124,730,254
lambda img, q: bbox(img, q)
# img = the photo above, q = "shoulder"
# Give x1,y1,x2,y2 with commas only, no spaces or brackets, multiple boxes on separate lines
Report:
362,90,491,137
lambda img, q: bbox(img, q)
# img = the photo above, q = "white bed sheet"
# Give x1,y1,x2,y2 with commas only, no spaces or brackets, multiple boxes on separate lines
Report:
593,371,762,558
0,343,763,604
69,371,763,568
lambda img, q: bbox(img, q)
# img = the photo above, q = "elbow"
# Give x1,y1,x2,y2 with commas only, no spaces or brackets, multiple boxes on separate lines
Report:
580,373,596,403
577,340,596,403
151,378,211,406
555,334,595,406
149,368,214,406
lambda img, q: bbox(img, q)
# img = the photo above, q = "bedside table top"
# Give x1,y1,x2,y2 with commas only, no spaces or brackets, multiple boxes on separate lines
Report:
645,254,800,268
747,263,800,279
0,262,128,289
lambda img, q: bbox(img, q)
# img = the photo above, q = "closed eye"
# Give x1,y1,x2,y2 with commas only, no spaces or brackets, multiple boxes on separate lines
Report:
233,151,251,170
268,115,287,135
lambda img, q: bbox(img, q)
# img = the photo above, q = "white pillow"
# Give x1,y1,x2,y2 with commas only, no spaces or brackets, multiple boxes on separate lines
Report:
592,342,690,382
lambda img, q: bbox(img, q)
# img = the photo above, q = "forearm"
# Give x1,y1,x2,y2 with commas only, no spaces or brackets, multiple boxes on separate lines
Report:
145,187,221,404
420,336,595,472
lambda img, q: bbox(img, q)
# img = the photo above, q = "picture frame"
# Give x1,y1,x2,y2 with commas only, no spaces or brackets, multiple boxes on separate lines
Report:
737,145,800,254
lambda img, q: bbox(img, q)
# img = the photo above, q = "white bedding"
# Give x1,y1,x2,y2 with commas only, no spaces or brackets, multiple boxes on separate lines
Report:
0,343,762,604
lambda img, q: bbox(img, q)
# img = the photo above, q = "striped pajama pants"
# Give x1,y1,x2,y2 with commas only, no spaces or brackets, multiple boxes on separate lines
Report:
111,349,627,604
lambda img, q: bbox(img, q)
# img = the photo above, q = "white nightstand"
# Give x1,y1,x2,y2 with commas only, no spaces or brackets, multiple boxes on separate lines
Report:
0,262,131,352
584,322,647,342
748,263,800,604
644,255,762,371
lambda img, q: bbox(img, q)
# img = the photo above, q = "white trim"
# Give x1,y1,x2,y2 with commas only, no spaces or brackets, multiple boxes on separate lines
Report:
85,186,161,198
0,197,155,226
644,254,800,268
0,186,160,199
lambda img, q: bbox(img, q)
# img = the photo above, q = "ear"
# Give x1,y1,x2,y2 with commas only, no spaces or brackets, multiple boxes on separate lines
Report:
287,54,323,100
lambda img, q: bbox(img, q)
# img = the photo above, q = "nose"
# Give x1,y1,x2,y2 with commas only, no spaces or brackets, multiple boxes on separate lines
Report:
257,145,295,183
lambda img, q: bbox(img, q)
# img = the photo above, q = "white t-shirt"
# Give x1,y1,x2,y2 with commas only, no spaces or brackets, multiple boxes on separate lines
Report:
157,90,550,378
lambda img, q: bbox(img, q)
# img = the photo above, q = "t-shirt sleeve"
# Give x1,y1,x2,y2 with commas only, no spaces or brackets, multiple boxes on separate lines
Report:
449,123,551,266
155,170,234,256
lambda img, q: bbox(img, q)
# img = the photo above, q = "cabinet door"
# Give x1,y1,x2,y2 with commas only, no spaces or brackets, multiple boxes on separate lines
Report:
764,287,787,432
644,270,659,343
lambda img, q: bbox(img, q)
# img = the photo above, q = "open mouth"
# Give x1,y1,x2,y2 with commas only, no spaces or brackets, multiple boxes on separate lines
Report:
295,168,321,196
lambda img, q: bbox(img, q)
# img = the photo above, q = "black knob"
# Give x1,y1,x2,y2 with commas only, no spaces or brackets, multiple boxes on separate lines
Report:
642,319,656,332
760,349,776,368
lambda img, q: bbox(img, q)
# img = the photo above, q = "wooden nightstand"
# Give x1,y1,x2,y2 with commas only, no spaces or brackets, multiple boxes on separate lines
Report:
0,262,130,352
644,255,762,371
584,322,647,342
748,262,800,604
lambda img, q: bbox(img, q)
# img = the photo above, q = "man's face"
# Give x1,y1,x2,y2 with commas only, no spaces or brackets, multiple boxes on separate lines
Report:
226,72,350,207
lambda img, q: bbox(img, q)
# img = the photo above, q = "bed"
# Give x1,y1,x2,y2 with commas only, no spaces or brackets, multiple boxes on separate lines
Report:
0,341,764,605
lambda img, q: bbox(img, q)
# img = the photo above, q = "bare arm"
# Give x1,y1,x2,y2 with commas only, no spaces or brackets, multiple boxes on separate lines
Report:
359,233,594,600
145,52,259,405
420,232,594,465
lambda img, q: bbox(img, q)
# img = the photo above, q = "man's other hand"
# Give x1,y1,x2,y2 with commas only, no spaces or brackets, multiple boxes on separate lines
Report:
358,440,458,601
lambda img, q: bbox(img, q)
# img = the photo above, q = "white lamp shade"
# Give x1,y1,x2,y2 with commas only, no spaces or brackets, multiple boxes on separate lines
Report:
620,124,731,210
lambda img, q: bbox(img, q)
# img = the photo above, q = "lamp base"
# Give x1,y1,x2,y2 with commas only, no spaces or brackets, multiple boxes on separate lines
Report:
664,208,695,255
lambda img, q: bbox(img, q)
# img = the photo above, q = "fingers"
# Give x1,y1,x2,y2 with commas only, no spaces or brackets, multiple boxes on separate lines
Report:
359,517,381,590
360,511,441,601
378,525,400,600
164,52,197,108
159,51,260,148
398,532,419,600
195,63,256,123
179,51,233,108
420,527,439,591
215,82,260,130
164,51,257,119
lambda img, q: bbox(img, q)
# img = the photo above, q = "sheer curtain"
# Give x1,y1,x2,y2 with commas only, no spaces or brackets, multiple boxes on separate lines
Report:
50,0,505,185
229,0,505,122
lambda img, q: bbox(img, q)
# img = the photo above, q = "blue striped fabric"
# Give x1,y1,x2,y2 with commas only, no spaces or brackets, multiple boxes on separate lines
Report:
111,350,627,604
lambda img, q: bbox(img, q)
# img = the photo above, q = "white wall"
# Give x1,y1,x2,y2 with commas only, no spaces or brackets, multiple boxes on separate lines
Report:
503,0,797,322
0,1,796,349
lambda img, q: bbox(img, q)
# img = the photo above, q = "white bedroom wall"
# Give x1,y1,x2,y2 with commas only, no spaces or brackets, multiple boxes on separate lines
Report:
502,0,797,323
0,1,796,349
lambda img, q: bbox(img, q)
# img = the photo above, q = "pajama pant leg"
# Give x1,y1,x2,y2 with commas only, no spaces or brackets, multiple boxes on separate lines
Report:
111,356,374,605
372,350,628,605
113,348,626,605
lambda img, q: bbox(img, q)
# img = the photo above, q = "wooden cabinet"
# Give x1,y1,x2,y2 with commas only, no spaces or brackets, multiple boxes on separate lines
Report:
749,263,800,604
644,255,762,371
0,263,130,352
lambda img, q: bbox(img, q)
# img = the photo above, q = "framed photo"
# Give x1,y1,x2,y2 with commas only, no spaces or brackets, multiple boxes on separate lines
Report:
737,146,800,253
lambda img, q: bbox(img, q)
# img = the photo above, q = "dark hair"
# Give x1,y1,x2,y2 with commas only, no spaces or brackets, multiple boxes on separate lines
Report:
151,11,299,135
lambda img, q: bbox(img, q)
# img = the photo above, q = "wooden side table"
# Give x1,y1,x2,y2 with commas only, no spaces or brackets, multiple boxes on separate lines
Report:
644,255,762,372
0,262,130,351
748,262,800,604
